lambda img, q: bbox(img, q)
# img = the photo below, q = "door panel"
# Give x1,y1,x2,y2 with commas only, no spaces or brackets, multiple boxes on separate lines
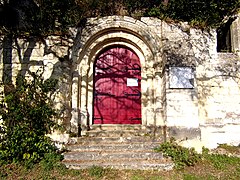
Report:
93,47,141,124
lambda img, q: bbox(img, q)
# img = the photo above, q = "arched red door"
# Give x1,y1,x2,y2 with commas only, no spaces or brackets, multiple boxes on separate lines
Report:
93,46,141,124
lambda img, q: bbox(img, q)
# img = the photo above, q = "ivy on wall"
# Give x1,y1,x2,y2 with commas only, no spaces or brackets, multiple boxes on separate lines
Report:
0,0,239,36
144,0,240,27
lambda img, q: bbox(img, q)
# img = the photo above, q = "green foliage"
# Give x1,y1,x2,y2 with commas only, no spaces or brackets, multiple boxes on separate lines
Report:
218,143,240,154
39,152,64,171
155,139,201,169
0,73,59,166
183,173,201,180
202,147,240,170
0,0,239,36
34,0,84,35
88,165,105,178
145,0,240,28
125,0,240,28
156,141,240,171
131,175,145,180
182,173,216,180
0,0,83,36
207,154,240,170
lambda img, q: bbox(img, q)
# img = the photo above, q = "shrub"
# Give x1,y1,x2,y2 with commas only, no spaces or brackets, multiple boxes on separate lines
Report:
0,73,59,166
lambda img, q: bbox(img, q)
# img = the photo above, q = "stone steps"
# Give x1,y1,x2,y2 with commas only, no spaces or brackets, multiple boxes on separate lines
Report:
85,130,146,137
90,124,143,131
66,142,161,151
83,125,164,137
75,136,162,144
64,151,164,161
63,159,173,170
63,134,173,170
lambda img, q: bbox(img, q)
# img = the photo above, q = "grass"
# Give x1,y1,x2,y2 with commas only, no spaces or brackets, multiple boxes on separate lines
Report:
1,145,240,180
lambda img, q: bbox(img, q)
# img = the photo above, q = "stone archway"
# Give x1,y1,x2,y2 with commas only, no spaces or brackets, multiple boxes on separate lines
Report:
70,16,164,134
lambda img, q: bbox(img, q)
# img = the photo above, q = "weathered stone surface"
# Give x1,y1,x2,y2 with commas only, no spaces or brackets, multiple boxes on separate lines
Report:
63,135,173,170
64,160,174,170
168,127,201,140
1,15,240,150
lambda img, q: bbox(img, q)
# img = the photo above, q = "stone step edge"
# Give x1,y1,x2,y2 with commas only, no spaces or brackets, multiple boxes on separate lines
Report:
66,142,161,147
65,146,160,152
67,141,162,145
67,136,163,145
64,149,158,154
65,163,174,171
62,160,174,170
64,152,164,160
84,130,155,133
76,136,163,140
89,124,143,130
66,141,161,145
64,156,164,161
62,158,172,164
73,141,162,145
73,142,162,146
66,145,160,149
84,132,161,137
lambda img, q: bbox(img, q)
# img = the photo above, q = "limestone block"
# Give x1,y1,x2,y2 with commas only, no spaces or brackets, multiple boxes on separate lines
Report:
231,16,240,52
212,94,240,104
68,28,78,39
167,90,198,101
167,102,198,116
29,47,45,60
166,116,199,128
201,125,240,149
166,89,198,127
178,138,203,153
141,17,162,26
0,48,2,62
122,16,137,24
47,132,70,149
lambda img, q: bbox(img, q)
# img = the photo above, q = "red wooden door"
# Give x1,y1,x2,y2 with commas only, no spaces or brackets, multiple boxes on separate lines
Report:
93,47,141,124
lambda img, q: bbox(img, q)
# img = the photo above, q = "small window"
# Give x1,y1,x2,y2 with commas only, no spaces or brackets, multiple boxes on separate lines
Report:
169,67,194,89
217,18,235,52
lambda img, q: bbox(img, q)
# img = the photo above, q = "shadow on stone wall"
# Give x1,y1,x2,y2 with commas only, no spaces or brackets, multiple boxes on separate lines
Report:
0,34,74,132
197,53,240,124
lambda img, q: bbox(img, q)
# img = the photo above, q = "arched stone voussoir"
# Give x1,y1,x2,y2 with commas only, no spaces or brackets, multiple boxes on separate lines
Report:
77,32,154,71
74,16,162,65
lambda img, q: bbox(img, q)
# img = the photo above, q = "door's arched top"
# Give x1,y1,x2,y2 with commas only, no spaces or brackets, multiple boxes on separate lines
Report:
82,16,161,52
94,44,140,64
72,16,162,70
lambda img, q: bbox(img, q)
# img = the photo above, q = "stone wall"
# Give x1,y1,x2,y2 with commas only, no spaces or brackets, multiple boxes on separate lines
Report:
141,16,240,148
1,15,240,149
0,35,74,131
231,15,240,53
198,53,240,148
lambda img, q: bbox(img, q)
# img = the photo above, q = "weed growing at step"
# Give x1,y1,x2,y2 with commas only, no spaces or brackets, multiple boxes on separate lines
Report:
156,139,240,172
202,147,240,170
155,138,201,169
88,165,105,178
131,175,145,180
39,152,64,171
218,143,240,154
